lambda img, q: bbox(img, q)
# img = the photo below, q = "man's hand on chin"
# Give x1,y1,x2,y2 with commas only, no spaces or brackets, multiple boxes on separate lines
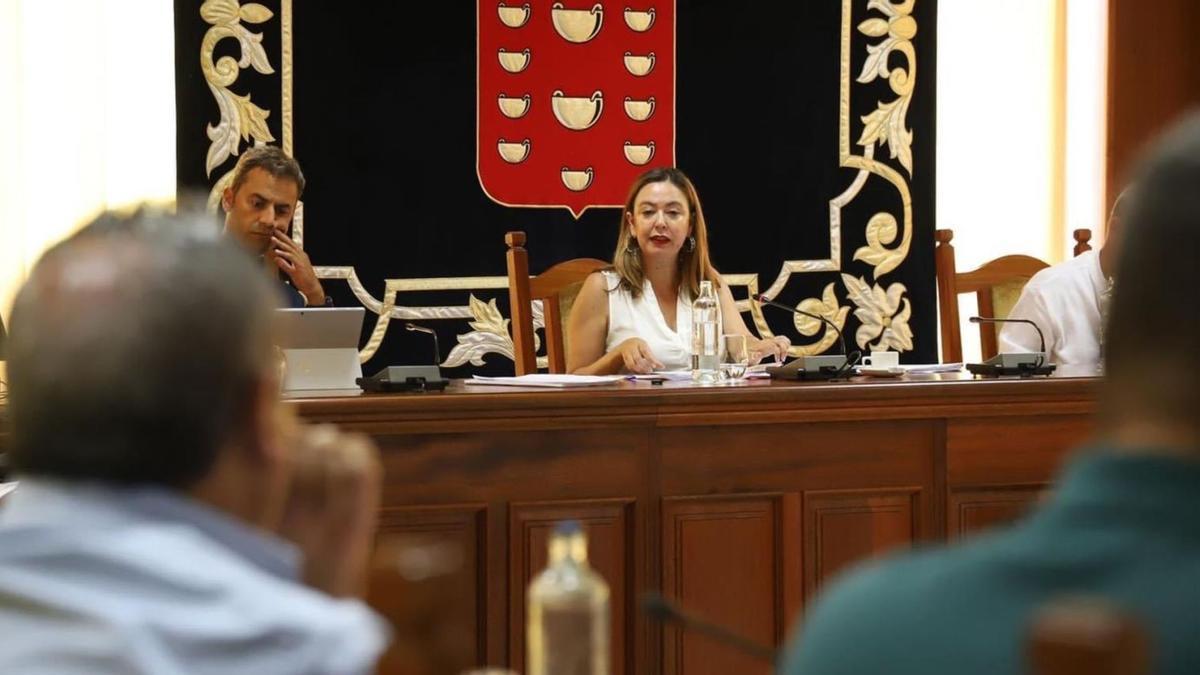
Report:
275,419,383,598
270,232,326,305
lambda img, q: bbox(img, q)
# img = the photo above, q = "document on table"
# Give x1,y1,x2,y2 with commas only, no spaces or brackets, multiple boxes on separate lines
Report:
899,362,964,373
467,374,626,388
628,371,693,382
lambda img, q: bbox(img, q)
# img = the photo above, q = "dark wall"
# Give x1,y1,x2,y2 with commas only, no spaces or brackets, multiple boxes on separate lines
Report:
175,1,938,374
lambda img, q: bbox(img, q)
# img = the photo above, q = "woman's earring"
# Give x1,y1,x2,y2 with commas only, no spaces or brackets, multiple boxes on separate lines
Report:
686,236,696,252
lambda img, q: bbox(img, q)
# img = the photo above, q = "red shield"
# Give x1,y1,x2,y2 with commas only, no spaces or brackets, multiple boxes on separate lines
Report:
477,1,676,218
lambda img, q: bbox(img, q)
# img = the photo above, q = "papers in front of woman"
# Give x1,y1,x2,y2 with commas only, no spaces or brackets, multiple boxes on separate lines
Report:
468,374,626,388
852,362,964,375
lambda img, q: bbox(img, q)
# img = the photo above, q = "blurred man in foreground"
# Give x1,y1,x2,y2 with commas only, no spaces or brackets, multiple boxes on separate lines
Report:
222,145,329,307
0,208,386,674
782,114,1200,675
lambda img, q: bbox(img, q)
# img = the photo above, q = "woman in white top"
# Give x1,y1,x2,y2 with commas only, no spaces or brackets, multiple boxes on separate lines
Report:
567,168,791,374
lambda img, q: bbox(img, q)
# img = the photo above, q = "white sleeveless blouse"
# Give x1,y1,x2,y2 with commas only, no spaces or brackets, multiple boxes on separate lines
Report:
602,270,695,372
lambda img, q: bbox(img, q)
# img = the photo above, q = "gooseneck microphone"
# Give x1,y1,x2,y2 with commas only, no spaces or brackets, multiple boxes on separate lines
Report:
755,293,848,356
969,316,1046,367
641,592,778,663
405,322,442,367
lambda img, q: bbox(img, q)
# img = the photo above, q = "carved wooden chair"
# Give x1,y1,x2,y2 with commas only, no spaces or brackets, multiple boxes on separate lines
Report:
505,231,608,375
1029,597,1149,675
935,228,1092,363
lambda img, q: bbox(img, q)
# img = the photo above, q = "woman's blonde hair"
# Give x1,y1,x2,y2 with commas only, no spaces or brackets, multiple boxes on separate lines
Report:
611,167,719,299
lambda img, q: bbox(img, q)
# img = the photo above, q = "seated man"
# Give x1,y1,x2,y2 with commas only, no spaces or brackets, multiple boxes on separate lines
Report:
781,115,1200,675
0,208,387,674
998,188,1131,368
222,145,330,307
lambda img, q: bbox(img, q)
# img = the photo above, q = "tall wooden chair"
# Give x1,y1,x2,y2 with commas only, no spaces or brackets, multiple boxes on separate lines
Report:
935,228,1093,363
1029,597,1149,675
506,231,607,375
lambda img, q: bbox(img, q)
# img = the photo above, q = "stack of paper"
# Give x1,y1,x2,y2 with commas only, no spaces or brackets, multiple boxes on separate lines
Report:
467,374,626,388
898,363,964,374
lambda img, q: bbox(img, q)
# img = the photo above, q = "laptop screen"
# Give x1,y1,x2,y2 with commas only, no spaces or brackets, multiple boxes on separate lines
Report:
273,307,365,350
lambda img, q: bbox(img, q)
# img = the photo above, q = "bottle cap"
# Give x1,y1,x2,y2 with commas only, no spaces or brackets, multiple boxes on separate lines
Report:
554,520,583,536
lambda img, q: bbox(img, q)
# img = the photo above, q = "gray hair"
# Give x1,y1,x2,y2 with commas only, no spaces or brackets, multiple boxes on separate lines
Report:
6,206,278,487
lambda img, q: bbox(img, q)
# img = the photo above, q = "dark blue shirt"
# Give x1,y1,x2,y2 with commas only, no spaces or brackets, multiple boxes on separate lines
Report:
278,278,306,308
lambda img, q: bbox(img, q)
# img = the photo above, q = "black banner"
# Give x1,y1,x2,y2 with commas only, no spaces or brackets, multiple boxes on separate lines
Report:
175,0,938,374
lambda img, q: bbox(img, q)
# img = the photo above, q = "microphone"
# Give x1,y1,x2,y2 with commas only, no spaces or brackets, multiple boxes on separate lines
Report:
405,322,441,367
755,294,846,355
968,316,1046,368
753,294,855,379
640,592,777,663
357,324,449,392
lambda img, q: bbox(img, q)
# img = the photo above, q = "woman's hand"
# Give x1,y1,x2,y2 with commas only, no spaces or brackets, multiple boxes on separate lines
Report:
749,335,791,364
616,338,664,374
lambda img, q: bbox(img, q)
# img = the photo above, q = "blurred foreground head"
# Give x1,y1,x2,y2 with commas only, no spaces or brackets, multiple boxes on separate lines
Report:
1103,111,1200,446
7,206,279,487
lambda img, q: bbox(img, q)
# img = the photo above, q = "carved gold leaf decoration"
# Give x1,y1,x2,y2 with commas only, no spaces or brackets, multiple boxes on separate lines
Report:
858,97,913,175
444,295,515,367
790,283,850,355
855,0,916,175
839,0,917,282
239,2,274,24
201,0,277,177
852,211,906,276
467,294,509,335
200,0,239,25
841,273,913,352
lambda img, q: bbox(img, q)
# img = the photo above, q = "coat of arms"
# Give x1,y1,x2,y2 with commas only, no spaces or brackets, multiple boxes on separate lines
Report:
477,1,676,217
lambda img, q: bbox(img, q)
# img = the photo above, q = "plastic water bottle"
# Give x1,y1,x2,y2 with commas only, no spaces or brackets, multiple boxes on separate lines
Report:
691,280,720,383
527,521,610,675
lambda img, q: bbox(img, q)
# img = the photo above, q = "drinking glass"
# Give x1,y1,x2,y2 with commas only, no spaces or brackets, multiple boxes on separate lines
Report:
720,334,750,381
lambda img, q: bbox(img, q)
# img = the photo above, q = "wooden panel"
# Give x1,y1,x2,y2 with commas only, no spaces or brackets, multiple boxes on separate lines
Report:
1108,0,1200,208
659,420,934,495
509,499,636,675
948,485,1047,539
803,488,921,598
661,494,800,675
371,504,487,675
946,415,1091,486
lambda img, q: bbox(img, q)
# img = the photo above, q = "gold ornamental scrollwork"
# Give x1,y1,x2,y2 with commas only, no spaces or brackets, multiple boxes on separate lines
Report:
844,0,916,279
200,0,279,207
745,0,916,356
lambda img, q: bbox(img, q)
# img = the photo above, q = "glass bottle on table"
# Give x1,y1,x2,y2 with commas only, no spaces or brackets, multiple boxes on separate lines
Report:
691,280,720,383
527,521,610,675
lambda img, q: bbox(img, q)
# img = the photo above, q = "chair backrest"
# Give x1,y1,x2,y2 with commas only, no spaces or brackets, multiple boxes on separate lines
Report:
935,228,1096,363
506,231,608,375
1073,228,1093,257
1029,597,1149,675
935,229,1049,363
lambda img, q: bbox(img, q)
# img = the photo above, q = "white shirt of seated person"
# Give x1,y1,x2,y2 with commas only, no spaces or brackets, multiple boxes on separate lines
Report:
998,249,1109,368
602,269,697,371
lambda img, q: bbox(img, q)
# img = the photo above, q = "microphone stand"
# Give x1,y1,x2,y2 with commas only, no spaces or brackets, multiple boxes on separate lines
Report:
755,294,858,379
967,316,1054,376
405,322,442,368
641,592,778,663
355,323,450,392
